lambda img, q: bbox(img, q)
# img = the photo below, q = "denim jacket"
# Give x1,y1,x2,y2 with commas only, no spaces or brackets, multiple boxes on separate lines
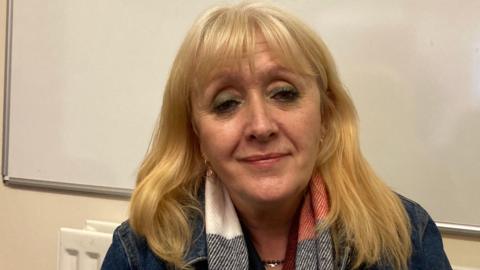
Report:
101,195,452,270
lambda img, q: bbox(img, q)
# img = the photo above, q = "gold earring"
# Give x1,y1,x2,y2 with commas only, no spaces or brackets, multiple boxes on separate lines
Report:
320,134,326,144
204,159,214,178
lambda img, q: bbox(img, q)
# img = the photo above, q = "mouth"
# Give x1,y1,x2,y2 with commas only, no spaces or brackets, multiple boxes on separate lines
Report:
239,153,289,167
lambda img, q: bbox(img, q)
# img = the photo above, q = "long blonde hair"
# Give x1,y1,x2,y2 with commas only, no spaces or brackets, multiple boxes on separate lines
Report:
130,1,411,269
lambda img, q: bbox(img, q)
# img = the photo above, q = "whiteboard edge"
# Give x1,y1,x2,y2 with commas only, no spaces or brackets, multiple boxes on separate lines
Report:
437,222,480,237
5,177,132,197
2,0,13,178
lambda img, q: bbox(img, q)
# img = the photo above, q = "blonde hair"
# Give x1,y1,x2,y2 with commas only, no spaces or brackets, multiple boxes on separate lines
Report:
129,1,411,269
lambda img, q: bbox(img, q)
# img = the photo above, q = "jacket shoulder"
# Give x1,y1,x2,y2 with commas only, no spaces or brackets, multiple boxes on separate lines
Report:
101,221,167,270
397,194,430,234
396,194,452,270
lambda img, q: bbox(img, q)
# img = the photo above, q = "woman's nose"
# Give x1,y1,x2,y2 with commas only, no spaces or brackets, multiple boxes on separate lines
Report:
245,97,278,142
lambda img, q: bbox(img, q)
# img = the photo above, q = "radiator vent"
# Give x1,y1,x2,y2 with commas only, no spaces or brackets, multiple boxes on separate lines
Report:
57,220,119,270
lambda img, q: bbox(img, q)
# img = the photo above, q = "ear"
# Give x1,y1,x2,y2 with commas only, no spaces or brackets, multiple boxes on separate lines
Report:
190,90,201,136
192,118,207,158
320,123,327,139
191,118,199,136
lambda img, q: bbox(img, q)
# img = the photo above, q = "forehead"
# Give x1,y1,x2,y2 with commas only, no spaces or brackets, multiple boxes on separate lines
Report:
203,46,308,91
193,33,314,88
209,46,284,79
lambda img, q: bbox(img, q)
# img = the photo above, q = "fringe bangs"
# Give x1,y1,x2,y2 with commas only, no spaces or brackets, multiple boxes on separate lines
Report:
191,3,318,91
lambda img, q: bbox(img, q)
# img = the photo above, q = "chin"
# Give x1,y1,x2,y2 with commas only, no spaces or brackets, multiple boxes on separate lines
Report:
247,186,302,204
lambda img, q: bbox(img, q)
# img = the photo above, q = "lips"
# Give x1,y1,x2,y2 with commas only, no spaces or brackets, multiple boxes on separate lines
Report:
241,153,288,161
239,153,289,168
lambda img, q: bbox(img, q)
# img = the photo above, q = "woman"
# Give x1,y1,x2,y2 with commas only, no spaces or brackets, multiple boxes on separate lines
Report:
102,2,452,269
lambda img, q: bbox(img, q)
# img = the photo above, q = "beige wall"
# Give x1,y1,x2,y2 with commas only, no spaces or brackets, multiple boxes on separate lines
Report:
0,1,478,269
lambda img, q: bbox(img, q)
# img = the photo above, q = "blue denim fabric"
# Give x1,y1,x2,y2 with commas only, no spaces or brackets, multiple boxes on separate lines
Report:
101,195,452,270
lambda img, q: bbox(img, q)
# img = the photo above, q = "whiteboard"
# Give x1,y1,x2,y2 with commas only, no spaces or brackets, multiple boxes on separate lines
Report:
4,0,480,232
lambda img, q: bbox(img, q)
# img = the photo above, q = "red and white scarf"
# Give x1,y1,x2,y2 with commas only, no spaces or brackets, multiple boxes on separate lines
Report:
205,175,334,269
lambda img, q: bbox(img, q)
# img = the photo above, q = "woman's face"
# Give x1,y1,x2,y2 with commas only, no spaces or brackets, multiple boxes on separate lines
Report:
192,39,322,208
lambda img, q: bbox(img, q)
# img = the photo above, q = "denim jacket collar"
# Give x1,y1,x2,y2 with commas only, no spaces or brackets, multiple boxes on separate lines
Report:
184,183,208,265
184,212,208,265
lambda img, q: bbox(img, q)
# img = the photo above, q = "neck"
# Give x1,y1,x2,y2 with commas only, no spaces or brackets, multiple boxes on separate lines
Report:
233,193,304,264
238,200,299,234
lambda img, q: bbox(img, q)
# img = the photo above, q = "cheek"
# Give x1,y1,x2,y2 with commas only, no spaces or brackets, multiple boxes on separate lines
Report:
197,117,241,160
289,106,322,149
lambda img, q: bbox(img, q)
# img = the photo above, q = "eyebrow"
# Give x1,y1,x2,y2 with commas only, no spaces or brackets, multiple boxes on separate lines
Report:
209,64,297,85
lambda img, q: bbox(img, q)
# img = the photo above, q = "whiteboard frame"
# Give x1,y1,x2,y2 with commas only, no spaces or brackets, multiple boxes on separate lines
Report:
2,0,479,235
1,0,131,198
4,176,132,197
2,0,12,180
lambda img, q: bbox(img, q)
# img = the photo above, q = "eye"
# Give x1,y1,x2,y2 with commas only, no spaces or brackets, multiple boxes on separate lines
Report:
269,85,300,103
211,91,242,115
213,99,241,114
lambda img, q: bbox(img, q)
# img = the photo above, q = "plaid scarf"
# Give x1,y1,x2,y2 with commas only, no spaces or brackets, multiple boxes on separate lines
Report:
205,176,334,269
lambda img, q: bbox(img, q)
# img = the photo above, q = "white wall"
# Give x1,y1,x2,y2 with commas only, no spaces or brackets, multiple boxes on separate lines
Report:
0,1,478,269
